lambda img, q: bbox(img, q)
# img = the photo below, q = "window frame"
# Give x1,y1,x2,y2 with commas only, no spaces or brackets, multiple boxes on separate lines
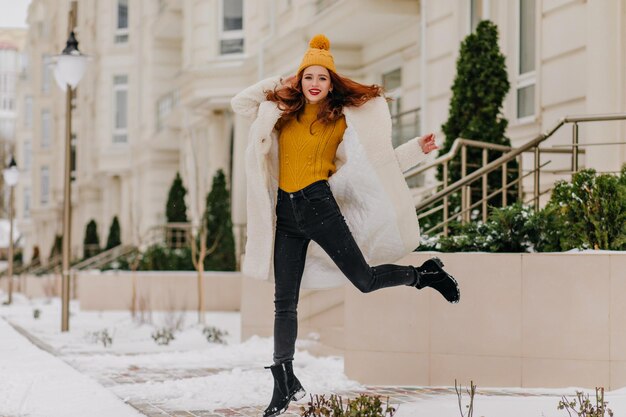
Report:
112,74,129,144
469,0,490,33
40,166,50,205
41,54,51,93
218,0,245,56
41,109,51,149
23,186,31,218
515,0,537,123
24,96,33,128
114,0,129,44
23,139,32,170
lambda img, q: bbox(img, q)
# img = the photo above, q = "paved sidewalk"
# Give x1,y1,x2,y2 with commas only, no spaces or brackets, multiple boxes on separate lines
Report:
9,321,568,417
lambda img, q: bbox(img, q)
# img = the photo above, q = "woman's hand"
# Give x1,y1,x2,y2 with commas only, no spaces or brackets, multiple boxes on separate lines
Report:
418,133,439,154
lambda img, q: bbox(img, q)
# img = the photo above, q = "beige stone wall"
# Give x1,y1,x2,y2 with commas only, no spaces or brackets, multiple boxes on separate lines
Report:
345,251,626,389
76,271,242,312
7,270,241,312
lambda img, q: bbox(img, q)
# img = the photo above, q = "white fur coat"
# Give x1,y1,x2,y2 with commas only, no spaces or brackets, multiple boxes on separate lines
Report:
231,76,427,289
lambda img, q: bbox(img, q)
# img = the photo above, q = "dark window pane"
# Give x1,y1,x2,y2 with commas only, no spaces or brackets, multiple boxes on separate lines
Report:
118,0,128,29
223,0,243,31
517,84,535,119
220,38,244,55
519,0,536,74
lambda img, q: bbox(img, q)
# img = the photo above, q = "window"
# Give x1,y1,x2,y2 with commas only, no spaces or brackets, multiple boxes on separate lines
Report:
41,109,51,148
41,54,51,93
40,166,49,205
219,0,244,55
20,52,29,80
24,187,31,218
156,90,179,132
470,0,490,32
470,0,483,31
115,0,129,43
383,68,402,116
23,140,31,170
113,75,128,143
517,0,536,119
24,96,33,128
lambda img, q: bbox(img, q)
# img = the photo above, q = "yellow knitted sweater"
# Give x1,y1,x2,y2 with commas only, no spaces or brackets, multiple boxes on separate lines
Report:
278,102,347,192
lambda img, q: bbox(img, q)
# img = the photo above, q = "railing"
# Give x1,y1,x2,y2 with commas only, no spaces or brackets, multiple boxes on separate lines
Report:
409,113,626,236
71,244,137,271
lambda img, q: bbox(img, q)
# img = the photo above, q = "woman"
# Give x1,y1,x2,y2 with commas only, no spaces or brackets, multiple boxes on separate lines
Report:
231,34,460,417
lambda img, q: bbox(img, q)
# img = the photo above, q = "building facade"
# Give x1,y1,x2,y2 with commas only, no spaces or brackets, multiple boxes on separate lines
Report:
0,28,27,232
12,0,626,265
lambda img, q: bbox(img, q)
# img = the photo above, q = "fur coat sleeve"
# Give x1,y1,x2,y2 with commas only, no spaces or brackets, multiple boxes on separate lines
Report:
230,76,282,119
394,137,428,173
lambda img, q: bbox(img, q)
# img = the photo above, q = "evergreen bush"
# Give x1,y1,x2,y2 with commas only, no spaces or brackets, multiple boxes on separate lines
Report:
106,216,121,250
418,166,626,252
438,20,516,205
83,219,101,258
203,169,236,271
49,235,62,260
300,393,397,417
166,172,189,223
422,20,516,232
138,244,194,271
543,168,626,250
165,172,189,247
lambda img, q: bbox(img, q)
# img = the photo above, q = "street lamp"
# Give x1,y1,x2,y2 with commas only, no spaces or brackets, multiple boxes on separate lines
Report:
3,156,18,305
54,30,87,332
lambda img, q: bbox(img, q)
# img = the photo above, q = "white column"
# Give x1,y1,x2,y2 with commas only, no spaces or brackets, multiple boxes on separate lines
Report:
231,113,250,266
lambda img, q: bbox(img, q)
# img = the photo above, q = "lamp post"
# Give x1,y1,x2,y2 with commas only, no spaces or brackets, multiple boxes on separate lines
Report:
3,157,19,305
54,28,87,332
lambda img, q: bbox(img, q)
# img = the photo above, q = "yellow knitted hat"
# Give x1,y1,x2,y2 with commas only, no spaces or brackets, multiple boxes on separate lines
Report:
297,34,336,74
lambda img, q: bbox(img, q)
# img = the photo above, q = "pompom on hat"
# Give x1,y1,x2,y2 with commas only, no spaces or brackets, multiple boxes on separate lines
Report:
297,34,336,74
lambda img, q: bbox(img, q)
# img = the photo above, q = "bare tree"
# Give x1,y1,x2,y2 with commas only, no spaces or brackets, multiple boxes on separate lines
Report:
182,111,222,325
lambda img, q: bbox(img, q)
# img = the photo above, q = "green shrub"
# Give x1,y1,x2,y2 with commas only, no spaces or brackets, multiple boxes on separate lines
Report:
138,244,194,271
545,169,626,250
83,219,101,258
557,387,613,417
151,327,175,346
106,216,122,250
418,167,626,253
88,329,113,348
166,172,189,223
300,394,396,417
202,326,228,344
428,204,533,252
204,169,236,271
438,20,517,211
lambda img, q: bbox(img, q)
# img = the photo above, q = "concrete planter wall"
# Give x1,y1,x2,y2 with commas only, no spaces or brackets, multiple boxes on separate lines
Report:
345,251,626,390
6,271,242,312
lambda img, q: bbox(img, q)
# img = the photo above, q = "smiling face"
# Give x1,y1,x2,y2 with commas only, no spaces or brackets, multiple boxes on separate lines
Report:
301,65,332,103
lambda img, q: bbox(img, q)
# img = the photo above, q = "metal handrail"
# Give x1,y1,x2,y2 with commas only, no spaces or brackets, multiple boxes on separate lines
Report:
411,112,626,235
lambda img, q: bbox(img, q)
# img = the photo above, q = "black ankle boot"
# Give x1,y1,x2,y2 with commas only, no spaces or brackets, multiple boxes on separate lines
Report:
412,257,460,304
284,361,306,402
263,361,305,417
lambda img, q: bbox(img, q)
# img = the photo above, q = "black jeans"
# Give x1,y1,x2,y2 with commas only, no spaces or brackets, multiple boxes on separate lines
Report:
273,179,416,364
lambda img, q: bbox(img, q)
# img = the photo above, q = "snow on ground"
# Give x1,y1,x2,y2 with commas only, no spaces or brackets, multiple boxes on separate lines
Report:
0,311,142,417
0,292,361,412
394,388,626,417
3,291,626,416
